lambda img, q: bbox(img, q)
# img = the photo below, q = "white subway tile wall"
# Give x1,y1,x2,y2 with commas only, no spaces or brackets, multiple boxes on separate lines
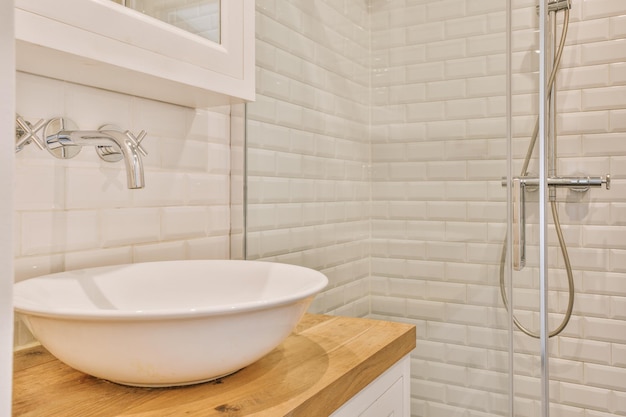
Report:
248,0,372,317
376,0,626,414
11,0,626,413
372,0,509,413
250,0,626,416
14,72,238,347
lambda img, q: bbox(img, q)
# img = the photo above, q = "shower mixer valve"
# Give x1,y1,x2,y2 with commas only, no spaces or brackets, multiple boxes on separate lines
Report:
505,173,610,271
509,174,611,191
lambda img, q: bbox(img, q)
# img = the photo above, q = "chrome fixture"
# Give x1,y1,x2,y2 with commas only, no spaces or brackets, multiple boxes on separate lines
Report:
508,175,610,190
44,117,147,189
547,0,571,12
507,175,610,271
500,0,610,339
15,114,148,189
536,0,571,14
15,115,45,152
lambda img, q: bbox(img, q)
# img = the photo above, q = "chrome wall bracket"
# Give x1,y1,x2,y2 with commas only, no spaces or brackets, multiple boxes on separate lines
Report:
42,117,82,159
535,0,572,16
548,0,571,12
536,0,571,15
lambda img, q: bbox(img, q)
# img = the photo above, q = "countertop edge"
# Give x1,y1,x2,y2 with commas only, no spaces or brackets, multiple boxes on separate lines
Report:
296,319,416,416
13,314,417,417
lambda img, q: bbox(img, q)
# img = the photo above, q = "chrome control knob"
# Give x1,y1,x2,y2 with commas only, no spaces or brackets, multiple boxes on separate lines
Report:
15,115,45,152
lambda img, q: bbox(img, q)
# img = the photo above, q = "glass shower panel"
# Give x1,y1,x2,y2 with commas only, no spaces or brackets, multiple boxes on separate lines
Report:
247,0,510,415
508,0,546,414
511,1,623,416
248,0,626,416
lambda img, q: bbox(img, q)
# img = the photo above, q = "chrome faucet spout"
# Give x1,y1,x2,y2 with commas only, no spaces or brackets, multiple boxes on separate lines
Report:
43,118,148,189
65,130,144,189
102,130,145,189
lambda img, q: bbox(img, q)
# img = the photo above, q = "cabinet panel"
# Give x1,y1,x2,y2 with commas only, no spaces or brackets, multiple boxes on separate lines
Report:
15,0,255,107
360,377,404,417
331,355,410,417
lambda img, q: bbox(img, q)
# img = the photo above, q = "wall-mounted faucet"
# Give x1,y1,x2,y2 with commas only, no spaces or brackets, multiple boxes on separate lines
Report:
16,115,148,189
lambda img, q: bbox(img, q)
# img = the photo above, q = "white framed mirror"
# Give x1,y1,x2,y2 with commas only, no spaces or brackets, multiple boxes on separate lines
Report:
15,0,254,107
111,0,221,45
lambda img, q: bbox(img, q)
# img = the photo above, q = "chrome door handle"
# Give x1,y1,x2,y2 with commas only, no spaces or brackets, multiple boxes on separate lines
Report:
512,177,526,271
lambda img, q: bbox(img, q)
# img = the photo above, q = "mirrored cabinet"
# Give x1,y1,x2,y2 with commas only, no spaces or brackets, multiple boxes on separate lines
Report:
111,0,221,44
15,0,254,107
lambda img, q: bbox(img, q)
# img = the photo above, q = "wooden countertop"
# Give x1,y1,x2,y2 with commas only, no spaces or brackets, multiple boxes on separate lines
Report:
13,314,416,417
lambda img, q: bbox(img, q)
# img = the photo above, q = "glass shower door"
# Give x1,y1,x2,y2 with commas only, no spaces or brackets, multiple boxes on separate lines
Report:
507,1,555,415
507,1,613,416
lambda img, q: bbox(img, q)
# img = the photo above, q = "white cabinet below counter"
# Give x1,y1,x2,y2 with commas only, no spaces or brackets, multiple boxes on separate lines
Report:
331,355,411,417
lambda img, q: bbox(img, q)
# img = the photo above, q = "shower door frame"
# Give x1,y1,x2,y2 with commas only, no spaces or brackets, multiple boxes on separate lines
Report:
506,0,553,415
538,0,551,415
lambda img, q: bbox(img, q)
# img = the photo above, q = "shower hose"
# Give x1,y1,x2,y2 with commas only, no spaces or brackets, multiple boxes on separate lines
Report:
499,7,573,338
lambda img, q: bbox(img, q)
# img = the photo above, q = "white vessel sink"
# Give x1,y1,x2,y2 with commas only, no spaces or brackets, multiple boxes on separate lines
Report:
14,260,328,387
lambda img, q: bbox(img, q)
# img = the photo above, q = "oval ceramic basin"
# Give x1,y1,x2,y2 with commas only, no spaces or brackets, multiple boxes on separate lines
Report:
13,260,328,387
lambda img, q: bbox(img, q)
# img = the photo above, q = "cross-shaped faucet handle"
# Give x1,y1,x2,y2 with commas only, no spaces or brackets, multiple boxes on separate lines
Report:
15,115,45,152
125,129,148,156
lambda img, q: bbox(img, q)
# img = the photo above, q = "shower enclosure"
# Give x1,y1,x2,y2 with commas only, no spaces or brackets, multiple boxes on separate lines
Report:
246,0,626,416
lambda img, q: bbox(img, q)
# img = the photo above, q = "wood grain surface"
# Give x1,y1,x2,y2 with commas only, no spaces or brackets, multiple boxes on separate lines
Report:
13,314,416,417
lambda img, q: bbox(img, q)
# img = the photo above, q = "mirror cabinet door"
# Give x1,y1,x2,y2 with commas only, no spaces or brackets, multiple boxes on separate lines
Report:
111,0,221,44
